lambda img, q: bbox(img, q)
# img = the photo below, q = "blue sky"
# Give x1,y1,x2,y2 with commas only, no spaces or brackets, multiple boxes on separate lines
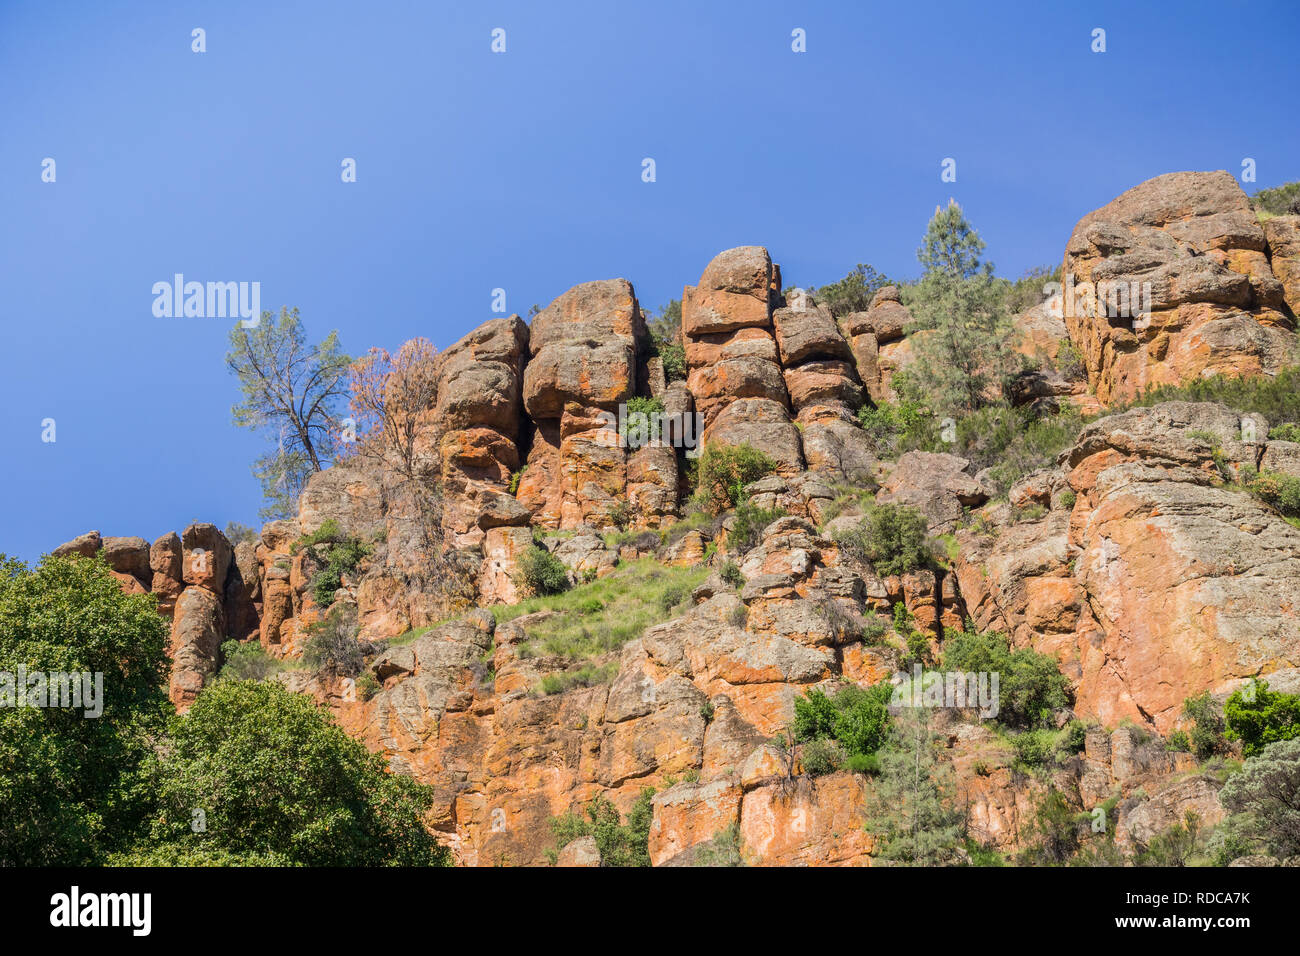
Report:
2,0,1298,562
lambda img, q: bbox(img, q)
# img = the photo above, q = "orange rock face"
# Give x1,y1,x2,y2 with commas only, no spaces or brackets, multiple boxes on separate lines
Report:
1061,171,1296,404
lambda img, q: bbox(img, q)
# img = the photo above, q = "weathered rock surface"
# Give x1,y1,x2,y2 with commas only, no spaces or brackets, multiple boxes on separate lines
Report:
1062,171,1296,404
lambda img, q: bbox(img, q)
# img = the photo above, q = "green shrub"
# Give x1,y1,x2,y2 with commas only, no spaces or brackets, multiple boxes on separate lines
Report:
1181,691,1228,760
855,400,934,458
832,504,930,577
941,627,1071,730
302,603,364,679
1250,471,1300,517
1166,729,1191,752
801,738,846,776
218,639,281,681
718,560,744,588
1251,181,1300,217
812,263,892,317
792,682,892,770
1224,680,1300,757
308,534,370,607
1054,342,1086,382
223,522,259,546
1218,738,1300,859
693,822,744,866
1010,728,1058,772
547,789,655,866
727,500,785,554
292,517,343,554
1270,422,1300,443
697,444,777,513
1123,365,1300,426
515,545,571,597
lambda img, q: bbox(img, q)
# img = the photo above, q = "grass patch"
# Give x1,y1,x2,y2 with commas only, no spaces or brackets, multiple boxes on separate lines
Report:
493,558,709,662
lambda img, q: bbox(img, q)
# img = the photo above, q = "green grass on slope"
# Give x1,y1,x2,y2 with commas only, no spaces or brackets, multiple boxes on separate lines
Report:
493,558,710,663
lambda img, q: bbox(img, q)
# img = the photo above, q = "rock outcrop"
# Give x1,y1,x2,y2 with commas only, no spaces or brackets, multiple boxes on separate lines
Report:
51,172,1300,865
1062,171,1296,404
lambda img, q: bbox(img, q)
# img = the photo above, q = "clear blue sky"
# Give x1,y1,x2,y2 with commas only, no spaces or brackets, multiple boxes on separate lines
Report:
3,0,1298,562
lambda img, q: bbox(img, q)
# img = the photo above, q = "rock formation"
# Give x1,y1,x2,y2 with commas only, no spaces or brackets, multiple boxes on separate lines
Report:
50,169,1300,865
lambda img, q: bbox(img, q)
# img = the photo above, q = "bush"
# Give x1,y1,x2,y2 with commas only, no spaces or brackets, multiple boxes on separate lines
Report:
941,627,1070,730
292,517,343,553
718,560,744,588
1181,691,1228,761
801,738,846,776
302,603,365,679
1219,738,1300,859
1010,728,1059,772
1166,729,1191,752
832,504,931,577
811,263,892,317
1250,471,1300,517
547,790,655,866
855,400,934,458
1270,422,1300,443
1251,181,1300,217
727,500,785,554
142,680,449,866
1123,364,1300,426
1224,680,1300,757
223,521,259,546
696,444,777,513
219,639,281,681
308,534,371,607
515,545,571,597
792,683,892,768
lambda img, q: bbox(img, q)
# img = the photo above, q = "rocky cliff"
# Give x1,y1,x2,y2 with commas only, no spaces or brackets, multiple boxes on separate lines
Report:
57,170,1300,865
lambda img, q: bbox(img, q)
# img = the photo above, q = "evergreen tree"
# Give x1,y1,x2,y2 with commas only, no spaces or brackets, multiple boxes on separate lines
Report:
900,200,1019,415
865,705,966,865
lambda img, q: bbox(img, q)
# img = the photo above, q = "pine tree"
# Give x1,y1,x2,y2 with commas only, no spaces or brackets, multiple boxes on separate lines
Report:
899,200,1019,415
865,705,966,865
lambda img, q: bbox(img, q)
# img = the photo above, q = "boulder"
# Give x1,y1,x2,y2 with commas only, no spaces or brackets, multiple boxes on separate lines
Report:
52,530,100,559
1062,171,1296,404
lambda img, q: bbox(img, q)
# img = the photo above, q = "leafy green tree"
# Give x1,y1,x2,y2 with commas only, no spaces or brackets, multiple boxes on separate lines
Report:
813,263,893,317
899,201,1019,414
1218,737,1300,859
1225,680,1300,757
793,683,891,763
0,554,170,865
865,705,966,865
226,307,351,519
139,679,449,866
